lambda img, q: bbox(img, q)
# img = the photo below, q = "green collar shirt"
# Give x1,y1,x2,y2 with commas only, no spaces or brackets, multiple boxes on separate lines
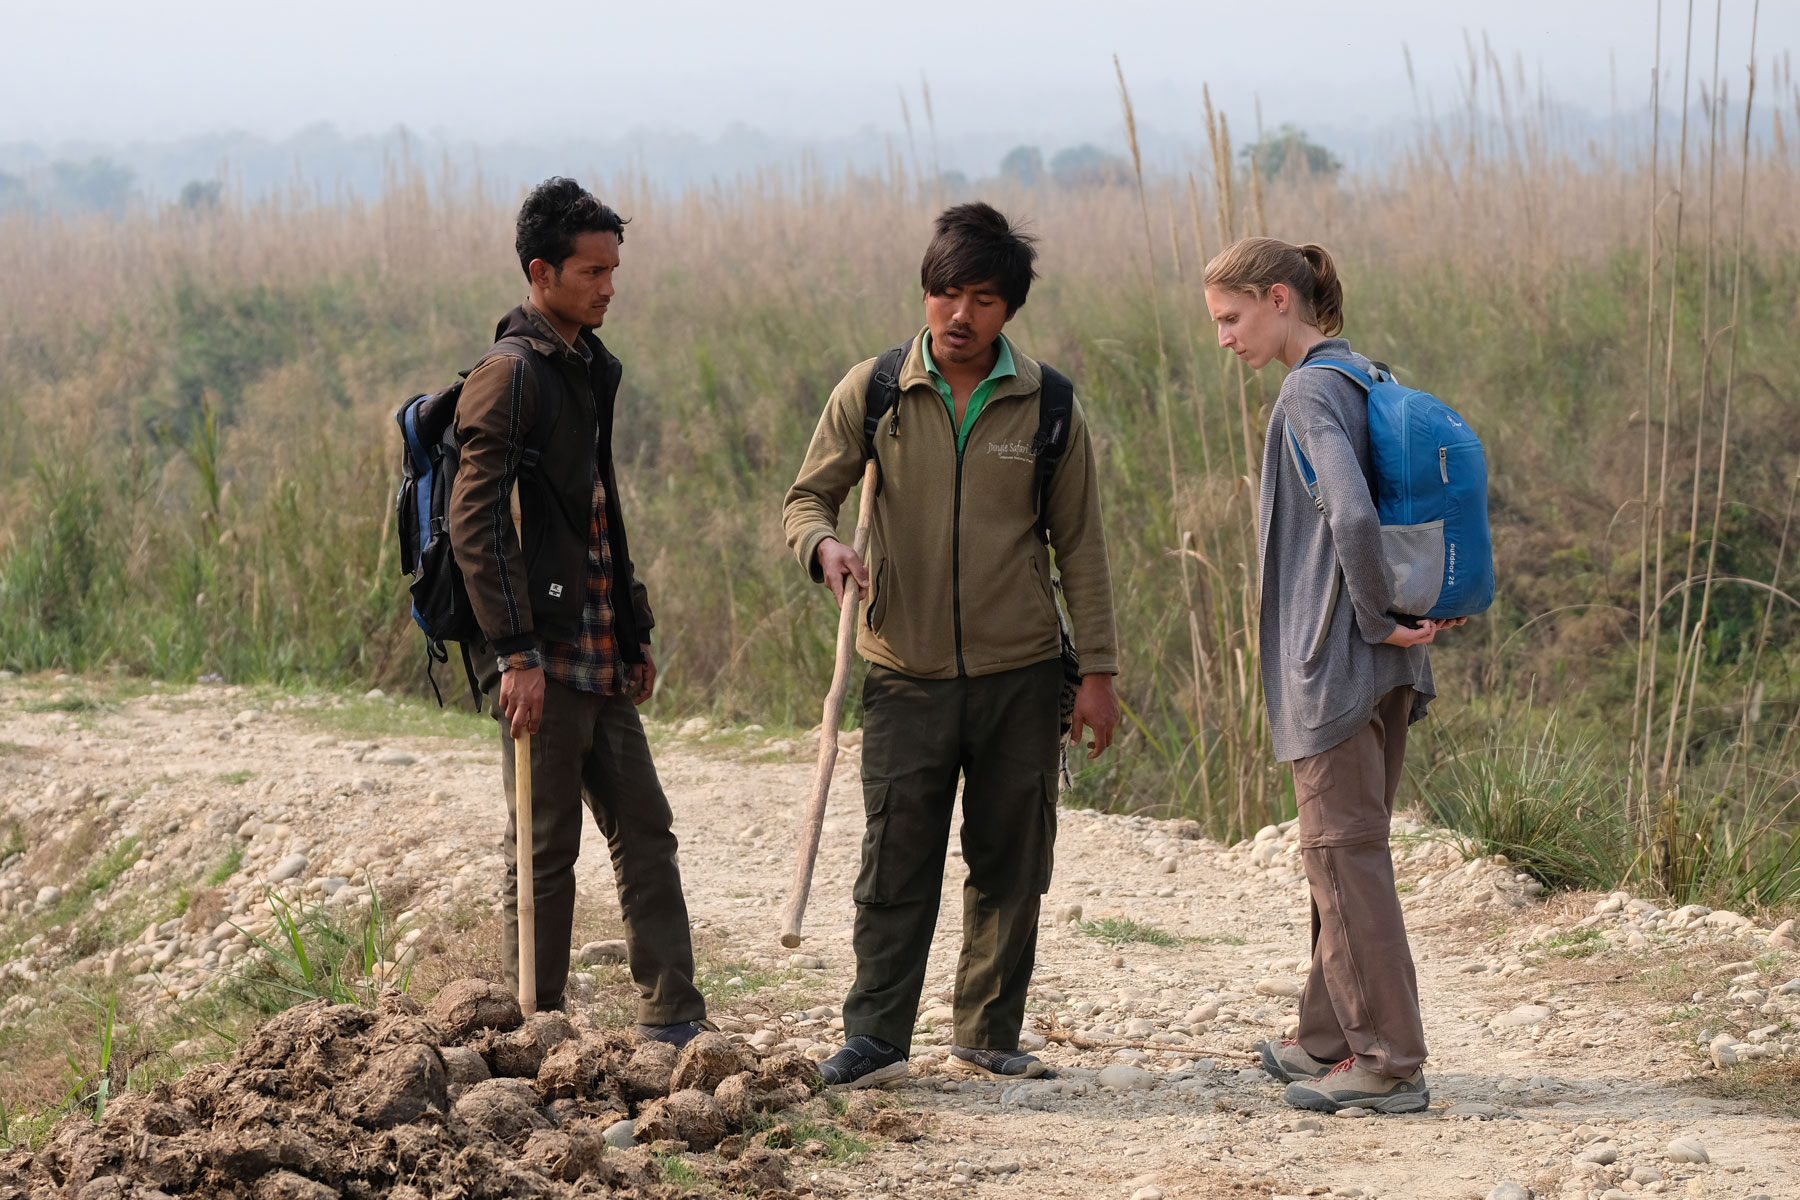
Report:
921,331,1017,452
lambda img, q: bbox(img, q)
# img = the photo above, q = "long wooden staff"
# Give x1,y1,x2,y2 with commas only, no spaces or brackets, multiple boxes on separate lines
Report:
780,460,878,948
510,488,536,1015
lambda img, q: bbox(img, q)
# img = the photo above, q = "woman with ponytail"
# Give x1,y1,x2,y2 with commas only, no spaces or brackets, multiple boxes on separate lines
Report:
1203,237,1456,1115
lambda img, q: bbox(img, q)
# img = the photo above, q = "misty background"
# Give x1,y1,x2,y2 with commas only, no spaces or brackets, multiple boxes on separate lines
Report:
2,0,1791,211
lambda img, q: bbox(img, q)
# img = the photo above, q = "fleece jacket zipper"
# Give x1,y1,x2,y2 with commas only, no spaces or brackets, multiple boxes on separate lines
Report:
948,392,1010,677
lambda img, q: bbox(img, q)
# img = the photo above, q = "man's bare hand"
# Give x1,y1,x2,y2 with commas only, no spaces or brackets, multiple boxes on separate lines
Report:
1069,673,1121,760
498,665,545,739
627,644,656,705
816,537,870,606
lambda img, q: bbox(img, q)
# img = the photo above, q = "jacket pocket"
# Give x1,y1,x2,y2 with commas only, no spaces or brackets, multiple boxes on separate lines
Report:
1285,571,1342,664
1289,616,1364,730
851,780,893,905
1380,519,1446,617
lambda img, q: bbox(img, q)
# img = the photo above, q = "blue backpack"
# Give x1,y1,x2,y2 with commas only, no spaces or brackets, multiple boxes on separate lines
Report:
1285,360,1494,621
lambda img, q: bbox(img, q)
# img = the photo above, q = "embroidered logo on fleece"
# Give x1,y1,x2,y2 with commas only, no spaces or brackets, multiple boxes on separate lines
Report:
985,438,1034,464
548,583,564,598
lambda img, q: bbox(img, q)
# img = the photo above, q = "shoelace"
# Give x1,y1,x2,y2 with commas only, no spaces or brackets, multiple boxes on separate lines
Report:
1322,1057,1357,1079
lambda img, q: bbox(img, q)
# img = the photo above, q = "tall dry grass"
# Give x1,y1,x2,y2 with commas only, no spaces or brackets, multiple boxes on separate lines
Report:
2,42,1800,906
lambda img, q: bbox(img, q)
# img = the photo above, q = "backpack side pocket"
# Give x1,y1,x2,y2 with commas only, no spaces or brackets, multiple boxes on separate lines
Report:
1380,519,1446,617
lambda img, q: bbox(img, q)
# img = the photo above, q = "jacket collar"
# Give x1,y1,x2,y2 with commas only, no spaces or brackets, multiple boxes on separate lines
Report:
522,302,596,364
898,325,1043,401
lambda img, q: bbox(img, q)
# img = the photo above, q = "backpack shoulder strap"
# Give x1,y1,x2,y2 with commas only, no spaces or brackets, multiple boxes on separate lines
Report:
1032,363,1076,543
1284,422,1325,514
1302,358,1379,390
861,339,913,497
480,335,566,468
1285,358,1389,514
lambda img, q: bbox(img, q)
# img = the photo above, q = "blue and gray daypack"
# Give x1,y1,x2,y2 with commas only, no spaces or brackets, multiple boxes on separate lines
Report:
1285,359,1494,621
394,336,562,708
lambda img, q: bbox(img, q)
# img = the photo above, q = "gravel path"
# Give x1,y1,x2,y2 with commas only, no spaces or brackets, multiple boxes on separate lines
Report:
1,680,1796,1199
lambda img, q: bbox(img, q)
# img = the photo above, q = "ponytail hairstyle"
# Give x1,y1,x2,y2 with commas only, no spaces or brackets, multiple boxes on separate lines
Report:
1202,237,1344,337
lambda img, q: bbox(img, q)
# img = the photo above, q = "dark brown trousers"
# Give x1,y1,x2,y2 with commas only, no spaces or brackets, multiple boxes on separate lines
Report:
495,678,705,1024
1291,685,1428,1077
844,660,1062,1055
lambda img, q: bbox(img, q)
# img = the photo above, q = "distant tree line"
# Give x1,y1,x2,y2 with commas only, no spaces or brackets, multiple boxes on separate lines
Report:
997,144,1133,188
993,126,1338,190
0,158,222,217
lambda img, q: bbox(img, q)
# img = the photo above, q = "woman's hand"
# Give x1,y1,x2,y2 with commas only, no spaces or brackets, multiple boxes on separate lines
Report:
1384,619,1441,648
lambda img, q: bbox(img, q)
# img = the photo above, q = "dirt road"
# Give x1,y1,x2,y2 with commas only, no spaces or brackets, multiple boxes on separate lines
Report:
1,680,1796,1199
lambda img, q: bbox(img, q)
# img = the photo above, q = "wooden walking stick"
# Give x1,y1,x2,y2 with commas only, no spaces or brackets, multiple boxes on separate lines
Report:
781,459,878,948
510,488,537,1016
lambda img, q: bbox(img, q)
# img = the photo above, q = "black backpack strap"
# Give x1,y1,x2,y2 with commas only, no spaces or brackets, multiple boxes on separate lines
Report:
861,339,913,497
1032,364,1076,543
483,335,566,471
458,641,482,712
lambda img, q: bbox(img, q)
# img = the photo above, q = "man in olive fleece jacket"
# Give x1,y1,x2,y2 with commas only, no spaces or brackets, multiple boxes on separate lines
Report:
782,203,1121,1087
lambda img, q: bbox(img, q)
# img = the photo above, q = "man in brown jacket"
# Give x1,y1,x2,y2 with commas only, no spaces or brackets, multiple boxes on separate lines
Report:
448,176,708,1045
783,203,1121,1086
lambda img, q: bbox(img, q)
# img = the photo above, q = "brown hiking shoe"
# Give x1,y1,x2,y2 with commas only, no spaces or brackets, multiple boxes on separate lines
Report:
1282,1058,1430,1114
1257,1038,1338,1083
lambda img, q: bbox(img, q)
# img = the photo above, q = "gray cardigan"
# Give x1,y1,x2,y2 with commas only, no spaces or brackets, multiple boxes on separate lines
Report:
1257,338,1433,763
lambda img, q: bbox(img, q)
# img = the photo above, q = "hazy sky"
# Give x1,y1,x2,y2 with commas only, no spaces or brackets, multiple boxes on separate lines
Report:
4,0,1788,146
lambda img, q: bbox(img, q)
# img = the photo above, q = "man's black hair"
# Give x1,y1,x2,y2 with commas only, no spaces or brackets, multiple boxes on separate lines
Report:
919,202,1038,315
515,176,628,280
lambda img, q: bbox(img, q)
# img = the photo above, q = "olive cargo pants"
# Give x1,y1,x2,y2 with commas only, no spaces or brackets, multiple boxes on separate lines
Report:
844,659,1062,1055
1292,685,1429,1077
495,678,706,1024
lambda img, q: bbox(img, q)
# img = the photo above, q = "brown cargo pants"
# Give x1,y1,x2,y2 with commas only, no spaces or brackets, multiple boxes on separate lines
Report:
843,659,1062,1056
1291,685,1429,1078
494,677,706,1024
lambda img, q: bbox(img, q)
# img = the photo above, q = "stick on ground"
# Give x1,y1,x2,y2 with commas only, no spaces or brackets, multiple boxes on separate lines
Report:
780,459,878,948
514,730,536,1016
509,486,536,1016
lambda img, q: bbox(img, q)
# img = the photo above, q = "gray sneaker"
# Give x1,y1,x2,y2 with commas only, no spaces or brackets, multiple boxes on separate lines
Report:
1257,1038,1339,1083
949,1045,1051,1079
819,1036,910,1089
1282,1059,1430,1114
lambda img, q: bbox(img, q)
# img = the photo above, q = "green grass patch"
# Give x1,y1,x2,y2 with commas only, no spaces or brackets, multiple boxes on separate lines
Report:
742,1110,870,1163
1532,928,1607,959
81,837,140,897
668,720,815,761
1691,1058,1800,1118
697,961,790,1005
1075,917,1183,948
1661,1003,1702,1025
653,1154,702,1186
291,690,490,743
20,695,103,714
1419,716,1627,893
230,883,412,1008
0,741,34,757
0,825,24,862
204,843,244,886
215,769,256,786
1188,932,1248,946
